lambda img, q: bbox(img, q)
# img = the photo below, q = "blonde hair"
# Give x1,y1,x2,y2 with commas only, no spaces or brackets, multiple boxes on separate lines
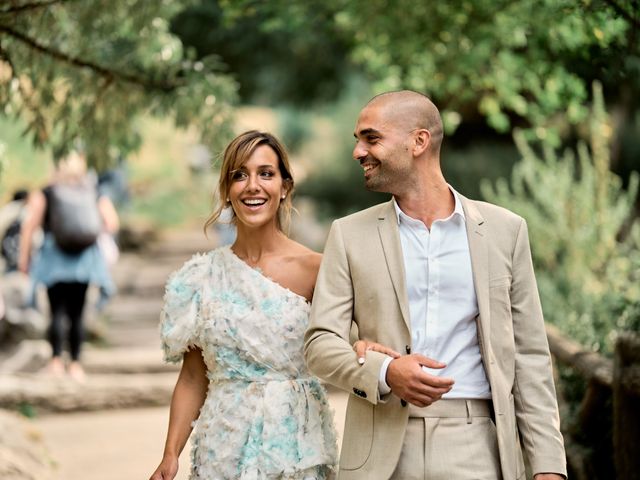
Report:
204,131,294,234
55,150,87,183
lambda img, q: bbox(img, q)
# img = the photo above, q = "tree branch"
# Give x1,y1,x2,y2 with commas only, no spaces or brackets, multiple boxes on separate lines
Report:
59,75,114,147
0,43,48,140
601,0,640,29
0,24,181,92
0,0,75,14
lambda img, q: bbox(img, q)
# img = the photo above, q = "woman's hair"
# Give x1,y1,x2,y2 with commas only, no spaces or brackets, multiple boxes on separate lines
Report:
204,130,294,234
54,150,87,183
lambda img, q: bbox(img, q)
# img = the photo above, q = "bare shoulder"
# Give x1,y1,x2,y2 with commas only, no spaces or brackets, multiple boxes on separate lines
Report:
271,240,322,301
284,240,322,274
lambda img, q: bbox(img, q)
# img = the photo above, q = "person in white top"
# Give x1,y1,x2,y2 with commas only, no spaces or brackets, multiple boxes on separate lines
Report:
305,90,566,479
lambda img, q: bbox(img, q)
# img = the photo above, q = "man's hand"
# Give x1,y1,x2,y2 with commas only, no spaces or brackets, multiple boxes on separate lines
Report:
534,474,565,480
353,340,401,365
386,354,454,407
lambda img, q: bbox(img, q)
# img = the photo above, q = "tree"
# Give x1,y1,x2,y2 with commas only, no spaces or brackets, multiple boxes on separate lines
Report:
224,0,639,143
0,0,238,170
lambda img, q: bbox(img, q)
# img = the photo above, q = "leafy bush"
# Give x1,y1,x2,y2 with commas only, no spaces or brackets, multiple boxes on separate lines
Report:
482,82,640,355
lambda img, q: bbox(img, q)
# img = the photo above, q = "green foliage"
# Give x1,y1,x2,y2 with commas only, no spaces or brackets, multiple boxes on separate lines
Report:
277,108,312,154
296,79,390,219
0,0,238,170
482,83,640,354
224,0,639,144
172,0,354,106
18,402,36,418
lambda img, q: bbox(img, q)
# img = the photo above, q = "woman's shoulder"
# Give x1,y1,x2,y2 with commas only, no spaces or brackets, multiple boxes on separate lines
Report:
283,241,322,275
168,251,215,285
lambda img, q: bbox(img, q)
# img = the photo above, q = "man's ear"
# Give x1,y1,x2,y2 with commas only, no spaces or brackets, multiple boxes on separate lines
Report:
413,129,431,157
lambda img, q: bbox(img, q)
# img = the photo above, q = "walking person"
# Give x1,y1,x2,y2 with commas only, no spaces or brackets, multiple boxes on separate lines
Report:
305,91,567,479
151,130,399,480
18,150,118,380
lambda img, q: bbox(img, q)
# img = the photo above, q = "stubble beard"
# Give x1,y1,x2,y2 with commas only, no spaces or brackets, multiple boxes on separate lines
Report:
364,159,410,195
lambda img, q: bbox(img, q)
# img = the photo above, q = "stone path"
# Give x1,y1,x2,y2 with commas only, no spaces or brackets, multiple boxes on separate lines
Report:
12,227,347,479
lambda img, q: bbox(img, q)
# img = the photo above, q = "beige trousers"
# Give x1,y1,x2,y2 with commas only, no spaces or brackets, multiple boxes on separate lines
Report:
390,399,502,480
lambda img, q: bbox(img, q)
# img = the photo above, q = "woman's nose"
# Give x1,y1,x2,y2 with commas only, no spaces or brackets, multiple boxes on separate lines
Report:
245,173,260,191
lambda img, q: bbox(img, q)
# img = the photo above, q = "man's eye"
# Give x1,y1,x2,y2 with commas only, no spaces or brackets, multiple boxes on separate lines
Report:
367,136,379,143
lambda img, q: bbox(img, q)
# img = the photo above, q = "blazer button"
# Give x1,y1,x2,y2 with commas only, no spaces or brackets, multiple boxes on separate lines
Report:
353,388,367,398
401,399,407,407
405,345,411,354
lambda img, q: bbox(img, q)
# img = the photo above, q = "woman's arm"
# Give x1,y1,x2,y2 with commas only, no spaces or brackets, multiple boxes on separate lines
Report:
97,195,119,234
17,190,46,274
150,348,208,480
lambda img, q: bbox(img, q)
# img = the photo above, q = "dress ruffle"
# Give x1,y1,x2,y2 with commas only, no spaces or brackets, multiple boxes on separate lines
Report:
159,247,338,479
159,253,209,363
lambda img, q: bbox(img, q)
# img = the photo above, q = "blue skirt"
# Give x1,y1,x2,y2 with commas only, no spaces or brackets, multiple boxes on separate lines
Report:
29,233,115,308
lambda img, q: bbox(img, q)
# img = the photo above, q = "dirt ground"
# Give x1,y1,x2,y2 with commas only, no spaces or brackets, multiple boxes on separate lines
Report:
32,388,348,480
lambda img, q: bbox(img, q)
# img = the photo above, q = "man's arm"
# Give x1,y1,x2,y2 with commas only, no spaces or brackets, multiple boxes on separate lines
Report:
510,219,567,477
304,220,388,404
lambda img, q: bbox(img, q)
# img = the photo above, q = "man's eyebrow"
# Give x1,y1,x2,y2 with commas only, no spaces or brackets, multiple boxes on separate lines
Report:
353,128,381,138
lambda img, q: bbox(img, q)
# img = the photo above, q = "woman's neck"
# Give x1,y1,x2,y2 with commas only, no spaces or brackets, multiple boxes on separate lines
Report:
232,223,288,265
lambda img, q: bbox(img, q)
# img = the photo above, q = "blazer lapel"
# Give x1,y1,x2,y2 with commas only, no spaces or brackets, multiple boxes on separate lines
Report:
461,196,491,361
377,200,411,333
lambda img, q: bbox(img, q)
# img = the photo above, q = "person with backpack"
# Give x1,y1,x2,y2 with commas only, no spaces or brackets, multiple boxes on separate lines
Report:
18,150,119,380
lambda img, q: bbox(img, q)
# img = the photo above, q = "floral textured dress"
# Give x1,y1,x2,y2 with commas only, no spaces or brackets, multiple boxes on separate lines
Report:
160,246,338,480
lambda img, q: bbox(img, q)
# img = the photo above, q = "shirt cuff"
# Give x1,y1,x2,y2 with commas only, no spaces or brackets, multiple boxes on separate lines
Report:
378,355,393,395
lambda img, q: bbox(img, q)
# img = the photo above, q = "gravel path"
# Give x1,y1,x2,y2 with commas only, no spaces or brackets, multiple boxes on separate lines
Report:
33,389,347,480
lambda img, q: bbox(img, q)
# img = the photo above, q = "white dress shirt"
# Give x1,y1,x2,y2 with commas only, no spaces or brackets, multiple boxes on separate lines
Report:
379,188,491,399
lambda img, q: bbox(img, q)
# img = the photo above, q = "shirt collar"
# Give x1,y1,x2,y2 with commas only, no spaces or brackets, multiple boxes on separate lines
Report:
393,185,466,226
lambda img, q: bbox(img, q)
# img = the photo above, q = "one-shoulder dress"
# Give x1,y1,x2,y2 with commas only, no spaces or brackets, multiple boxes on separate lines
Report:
160,246,338,480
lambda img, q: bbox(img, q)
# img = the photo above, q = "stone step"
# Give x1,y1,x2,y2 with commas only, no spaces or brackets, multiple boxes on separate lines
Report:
103,296,163,324
0,341,174,375
83,347,176,375
0,372,178,414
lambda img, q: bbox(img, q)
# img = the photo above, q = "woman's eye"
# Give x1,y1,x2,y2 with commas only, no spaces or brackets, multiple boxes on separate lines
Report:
260,170,275,177
231,171,247,180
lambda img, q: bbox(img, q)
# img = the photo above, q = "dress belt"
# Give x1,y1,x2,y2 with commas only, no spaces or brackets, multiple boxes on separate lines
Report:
210,376,315,384
408,398,491,418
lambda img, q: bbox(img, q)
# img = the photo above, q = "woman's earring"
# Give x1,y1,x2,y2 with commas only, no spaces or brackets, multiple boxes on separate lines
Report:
226,198,230,203
281,195,286,200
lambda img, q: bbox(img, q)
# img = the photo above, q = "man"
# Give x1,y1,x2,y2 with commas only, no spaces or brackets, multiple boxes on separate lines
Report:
304,90,566,479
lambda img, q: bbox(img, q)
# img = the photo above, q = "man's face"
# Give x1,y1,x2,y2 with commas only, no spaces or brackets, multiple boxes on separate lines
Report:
352,103,414,195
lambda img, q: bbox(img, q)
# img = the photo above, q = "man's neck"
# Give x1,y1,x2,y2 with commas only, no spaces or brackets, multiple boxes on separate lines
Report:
394,180,455,229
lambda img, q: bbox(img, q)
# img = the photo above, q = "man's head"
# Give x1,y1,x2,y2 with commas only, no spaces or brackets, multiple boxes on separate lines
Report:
352,90,443,195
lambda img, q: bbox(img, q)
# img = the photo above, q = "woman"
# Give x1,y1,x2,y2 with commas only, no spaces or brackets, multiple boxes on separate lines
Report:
150,131,396,480
18,151,118,380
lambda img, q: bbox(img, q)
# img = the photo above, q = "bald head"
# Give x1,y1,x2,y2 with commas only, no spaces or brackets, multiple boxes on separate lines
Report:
367,90,444,155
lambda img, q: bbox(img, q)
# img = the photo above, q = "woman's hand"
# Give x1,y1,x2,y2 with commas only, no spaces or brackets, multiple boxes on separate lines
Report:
353,340,401,365
149,455,178,480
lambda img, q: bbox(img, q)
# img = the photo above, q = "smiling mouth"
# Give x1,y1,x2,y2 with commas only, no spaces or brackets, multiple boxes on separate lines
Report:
241,199,267,207
361,162,379,177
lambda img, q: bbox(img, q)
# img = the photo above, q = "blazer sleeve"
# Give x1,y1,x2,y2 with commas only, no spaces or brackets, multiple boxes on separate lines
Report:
510,218,567,477
304,220,388,405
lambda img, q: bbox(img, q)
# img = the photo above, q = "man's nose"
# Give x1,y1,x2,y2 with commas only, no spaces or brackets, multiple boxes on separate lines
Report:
353,141,367,161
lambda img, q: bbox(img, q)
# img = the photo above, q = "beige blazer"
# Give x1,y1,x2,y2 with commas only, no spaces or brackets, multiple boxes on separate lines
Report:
304,197,567,480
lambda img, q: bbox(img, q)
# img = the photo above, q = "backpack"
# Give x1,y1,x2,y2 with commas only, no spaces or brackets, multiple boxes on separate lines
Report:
48,181,102,253
1,216,22,271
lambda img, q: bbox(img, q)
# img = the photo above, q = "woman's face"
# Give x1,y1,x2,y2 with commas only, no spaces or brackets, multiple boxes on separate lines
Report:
228,144,288,230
